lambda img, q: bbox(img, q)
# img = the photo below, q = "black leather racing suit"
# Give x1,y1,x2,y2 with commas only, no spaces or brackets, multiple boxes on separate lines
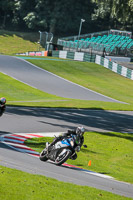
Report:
48,129,84,149
0,103,6,117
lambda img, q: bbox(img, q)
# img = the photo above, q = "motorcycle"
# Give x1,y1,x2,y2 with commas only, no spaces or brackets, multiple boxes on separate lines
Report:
0,103,6,117
39,135,85,166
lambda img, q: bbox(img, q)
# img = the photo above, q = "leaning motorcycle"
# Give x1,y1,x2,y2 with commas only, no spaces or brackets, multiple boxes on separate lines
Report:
0,97,6,117
39,135,81,166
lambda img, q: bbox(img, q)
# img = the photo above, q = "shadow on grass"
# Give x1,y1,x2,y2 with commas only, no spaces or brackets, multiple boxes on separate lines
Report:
95,132,133,142
0,30,39,43
81,149,98,154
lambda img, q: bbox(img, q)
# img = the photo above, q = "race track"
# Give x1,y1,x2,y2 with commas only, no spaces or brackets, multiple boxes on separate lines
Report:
0,141,133,198
0,55,123,102
0,55,133,198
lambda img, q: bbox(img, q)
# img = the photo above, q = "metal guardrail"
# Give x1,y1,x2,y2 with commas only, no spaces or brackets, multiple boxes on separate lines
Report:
57,29,133,56
59,30,110,41
59,29,132,41
52,50,96,62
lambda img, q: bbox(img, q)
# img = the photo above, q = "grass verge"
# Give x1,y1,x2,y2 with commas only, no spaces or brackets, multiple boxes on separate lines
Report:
0,30,133,110
0,71,67,102
1,58,133,110
0,165,132,200
0,71,127,110
25,132,133,184
0,30,43,55
25,58,133,110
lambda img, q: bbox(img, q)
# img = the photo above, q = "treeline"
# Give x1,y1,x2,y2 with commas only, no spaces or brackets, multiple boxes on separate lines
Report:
0,0,133,36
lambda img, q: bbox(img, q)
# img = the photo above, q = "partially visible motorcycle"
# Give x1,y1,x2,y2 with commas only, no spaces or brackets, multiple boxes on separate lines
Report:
0,97,6,117
39,135,86,166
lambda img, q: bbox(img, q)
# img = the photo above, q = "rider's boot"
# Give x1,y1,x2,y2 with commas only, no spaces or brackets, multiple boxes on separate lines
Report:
46,142,50,148
46,142,52,153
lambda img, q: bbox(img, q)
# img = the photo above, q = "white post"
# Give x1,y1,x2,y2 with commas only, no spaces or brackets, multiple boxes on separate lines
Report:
77,19,85,51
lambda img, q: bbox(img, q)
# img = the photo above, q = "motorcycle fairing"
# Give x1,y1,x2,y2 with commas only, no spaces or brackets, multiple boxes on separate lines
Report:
55,139,71,149
48,149,59,161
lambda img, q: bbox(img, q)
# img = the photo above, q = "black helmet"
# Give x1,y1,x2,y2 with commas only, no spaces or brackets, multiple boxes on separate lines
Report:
76,126,85,137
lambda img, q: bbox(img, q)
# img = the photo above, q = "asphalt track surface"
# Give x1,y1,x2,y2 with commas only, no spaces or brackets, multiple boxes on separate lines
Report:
0,55,133,198
0,55,123,102
1,107,133,133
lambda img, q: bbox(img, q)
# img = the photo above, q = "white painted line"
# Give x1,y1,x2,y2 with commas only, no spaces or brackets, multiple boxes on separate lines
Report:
3,138,24,144
0,132,114,179
2,141,29,148
7,132,62,138
84,170,113,179
17,57,126,104
1,71,38,89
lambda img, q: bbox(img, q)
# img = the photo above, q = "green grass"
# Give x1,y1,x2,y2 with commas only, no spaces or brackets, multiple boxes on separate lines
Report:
25,58,133,110
0,30,43,55
0,71,123,110
0,30,133,110
0,72,68,102
1,57,133,110
0,165,132,200
0,31,133,199
25,132,133,184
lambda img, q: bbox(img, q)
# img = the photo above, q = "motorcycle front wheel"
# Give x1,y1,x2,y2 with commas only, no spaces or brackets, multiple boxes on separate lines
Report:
55,149,72,166
39,149,48,161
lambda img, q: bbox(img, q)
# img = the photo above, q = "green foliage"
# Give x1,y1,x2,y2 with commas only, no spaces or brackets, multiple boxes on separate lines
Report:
0,0,96,34
0,0,15,29
0,0,133,33
129,0,133,11
92,0,133,30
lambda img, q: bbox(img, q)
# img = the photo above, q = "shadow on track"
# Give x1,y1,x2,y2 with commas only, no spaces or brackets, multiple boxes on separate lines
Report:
0,131,10,136
5,106,133,135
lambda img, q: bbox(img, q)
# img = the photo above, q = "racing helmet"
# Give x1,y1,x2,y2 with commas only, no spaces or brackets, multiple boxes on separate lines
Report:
76,126,85,137
0,97,6,104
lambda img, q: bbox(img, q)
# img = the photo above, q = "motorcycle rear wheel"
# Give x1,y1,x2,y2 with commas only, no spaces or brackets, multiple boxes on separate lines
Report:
55,149,72,166
39,149,48,161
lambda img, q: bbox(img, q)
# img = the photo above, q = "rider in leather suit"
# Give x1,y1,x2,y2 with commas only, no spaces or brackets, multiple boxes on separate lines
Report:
47,126,85,155
0,97,6,117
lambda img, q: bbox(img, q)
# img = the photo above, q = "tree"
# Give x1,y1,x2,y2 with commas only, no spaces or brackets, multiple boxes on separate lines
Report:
92,0,133,31
0,0,15,28
129,0,133,10
34,0,96,35
1,0,132,35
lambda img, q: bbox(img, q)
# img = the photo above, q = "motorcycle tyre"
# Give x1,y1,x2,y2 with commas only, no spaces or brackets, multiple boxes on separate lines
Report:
39,149,48,161
55,150,72,166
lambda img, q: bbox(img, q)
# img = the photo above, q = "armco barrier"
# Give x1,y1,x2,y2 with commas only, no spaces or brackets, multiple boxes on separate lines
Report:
17,50,133,80
95,55,133,80
67,51,75,60
52,50,60,57
52,50,133,80
52,50,96,62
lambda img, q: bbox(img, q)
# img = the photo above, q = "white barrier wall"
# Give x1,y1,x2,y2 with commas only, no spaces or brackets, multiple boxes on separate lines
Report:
59,51,67,59
17,50,133,80
95,55,133,80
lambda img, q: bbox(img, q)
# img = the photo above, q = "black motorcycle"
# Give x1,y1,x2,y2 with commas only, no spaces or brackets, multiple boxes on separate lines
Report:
0,102,6,116
39,135,85,166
